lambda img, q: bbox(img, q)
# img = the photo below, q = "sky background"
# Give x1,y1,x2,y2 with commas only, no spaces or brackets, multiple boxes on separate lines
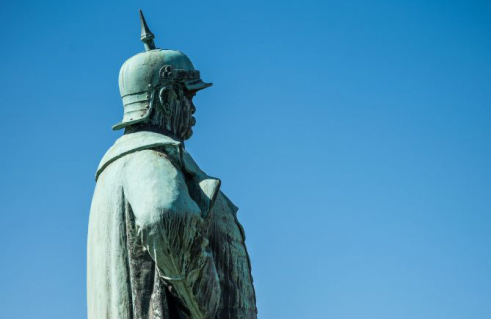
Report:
0,0,490,318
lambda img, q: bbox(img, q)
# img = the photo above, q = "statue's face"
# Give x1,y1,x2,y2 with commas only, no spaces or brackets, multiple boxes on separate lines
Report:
155,85,198,141
183,89,197,140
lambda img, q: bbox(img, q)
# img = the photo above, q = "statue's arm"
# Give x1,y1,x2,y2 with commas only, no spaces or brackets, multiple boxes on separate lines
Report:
123,150,221,319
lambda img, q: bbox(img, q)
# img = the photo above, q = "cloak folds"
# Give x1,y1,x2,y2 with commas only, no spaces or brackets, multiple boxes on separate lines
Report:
88,131,257,319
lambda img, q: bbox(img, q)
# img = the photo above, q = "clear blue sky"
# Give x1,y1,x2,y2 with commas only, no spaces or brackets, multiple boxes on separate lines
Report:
0,0,490,318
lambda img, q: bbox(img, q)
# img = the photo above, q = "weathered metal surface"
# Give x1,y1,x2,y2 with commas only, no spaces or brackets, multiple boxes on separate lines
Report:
113,10,211,131
87,10,257,319
139,10,156,51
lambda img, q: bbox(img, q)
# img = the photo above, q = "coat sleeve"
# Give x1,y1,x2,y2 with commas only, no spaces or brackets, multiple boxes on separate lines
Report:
122,149,221,319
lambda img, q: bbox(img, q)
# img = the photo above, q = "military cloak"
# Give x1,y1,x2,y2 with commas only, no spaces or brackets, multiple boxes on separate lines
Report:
87,131,257,319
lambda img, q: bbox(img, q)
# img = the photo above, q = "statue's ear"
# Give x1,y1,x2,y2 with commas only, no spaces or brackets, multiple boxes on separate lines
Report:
158,87,172,115
158,86,168,105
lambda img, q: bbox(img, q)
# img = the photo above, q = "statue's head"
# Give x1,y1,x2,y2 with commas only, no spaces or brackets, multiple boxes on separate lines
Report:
113,10,212,140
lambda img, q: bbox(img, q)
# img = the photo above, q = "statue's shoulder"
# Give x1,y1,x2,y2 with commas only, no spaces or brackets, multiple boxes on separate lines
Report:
125,148,182,179
96,131,182,181
121,147,197,214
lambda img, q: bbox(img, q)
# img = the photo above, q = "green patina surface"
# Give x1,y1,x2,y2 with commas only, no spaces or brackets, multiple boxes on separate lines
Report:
87,10,257,319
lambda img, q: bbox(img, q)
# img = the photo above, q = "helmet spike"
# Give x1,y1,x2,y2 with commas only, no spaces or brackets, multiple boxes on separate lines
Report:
139,9,156,51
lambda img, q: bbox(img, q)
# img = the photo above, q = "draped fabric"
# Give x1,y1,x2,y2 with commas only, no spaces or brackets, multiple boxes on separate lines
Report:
88,132,257,319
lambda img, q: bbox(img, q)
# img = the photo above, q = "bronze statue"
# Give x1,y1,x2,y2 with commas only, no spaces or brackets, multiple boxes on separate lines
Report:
87,10,257,319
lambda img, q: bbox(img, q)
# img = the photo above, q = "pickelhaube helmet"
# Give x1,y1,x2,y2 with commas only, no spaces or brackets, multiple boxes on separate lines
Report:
112,10,212,131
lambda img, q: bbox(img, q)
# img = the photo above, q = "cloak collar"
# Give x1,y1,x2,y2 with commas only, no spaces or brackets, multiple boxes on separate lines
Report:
96,131,221,217
96,131,181,181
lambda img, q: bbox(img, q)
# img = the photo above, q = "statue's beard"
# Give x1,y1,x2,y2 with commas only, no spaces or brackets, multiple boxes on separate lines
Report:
155,92,196,141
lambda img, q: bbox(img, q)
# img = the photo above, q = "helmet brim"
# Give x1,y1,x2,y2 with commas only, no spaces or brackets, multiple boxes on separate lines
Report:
184,79,212,91
112,117,146,131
